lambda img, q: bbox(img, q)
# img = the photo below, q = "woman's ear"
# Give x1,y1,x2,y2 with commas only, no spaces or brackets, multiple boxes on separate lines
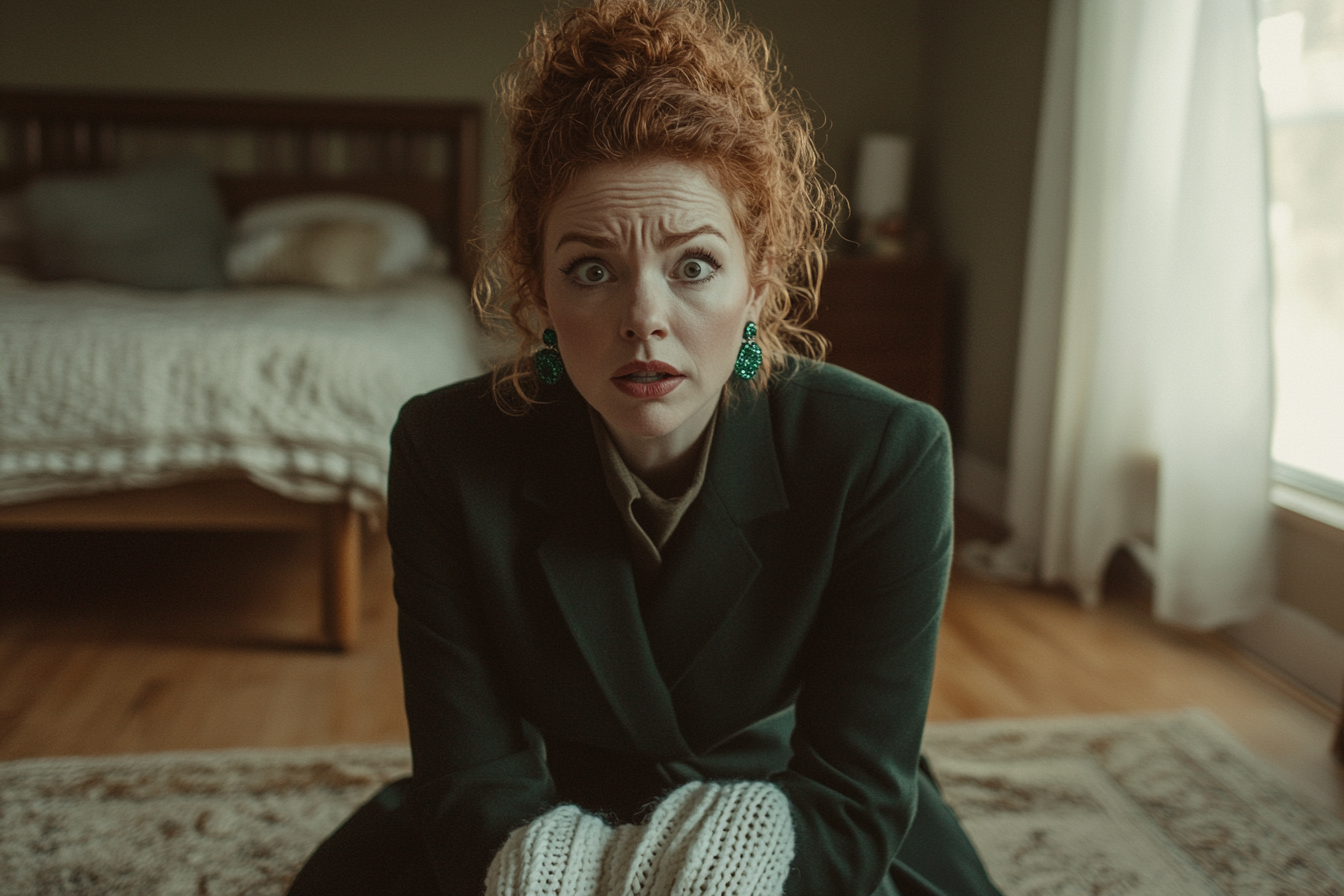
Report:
747,265,770,318
748,282,767,320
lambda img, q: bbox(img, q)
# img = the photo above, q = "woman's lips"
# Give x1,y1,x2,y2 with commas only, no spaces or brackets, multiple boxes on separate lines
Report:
611,361,684,398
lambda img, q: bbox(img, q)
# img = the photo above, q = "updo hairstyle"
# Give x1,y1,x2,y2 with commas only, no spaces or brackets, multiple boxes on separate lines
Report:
475,0,838,407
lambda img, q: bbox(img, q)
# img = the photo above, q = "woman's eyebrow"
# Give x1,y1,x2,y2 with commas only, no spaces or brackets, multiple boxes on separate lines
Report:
657,225,727,249
554,231,616,251
553,225,728,252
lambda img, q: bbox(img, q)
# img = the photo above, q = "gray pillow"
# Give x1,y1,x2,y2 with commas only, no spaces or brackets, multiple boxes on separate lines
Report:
24,157,228,290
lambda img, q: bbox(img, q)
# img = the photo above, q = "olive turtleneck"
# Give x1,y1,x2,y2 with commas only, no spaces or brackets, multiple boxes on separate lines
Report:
589,406,717,583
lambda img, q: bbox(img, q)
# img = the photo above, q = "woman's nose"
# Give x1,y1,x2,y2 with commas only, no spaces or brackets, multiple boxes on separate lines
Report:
621,270,670,341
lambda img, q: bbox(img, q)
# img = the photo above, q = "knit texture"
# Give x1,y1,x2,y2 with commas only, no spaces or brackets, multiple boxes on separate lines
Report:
484,781,795,896
485,804,614,896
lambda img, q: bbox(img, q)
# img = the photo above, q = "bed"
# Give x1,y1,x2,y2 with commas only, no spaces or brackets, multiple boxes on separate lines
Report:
0,89,485,650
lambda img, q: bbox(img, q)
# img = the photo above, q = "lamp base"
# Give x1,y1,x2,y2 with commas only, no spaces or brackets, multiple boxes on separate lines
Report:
857,214,908,258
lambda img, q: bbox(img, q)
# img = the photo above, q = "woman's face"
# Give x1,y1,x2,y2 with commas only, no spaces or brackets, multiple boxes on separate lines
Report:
540,157,764,470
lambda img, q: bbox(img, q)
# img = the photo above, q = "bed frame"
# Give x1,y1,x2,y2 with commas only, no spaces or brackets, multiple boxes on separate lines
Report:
0,89,482,650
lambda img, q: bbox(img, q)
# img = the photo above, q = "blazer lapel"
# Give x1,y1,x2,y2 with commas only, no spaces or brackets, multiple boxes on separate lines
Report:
643,387,790,689
522,387,690,759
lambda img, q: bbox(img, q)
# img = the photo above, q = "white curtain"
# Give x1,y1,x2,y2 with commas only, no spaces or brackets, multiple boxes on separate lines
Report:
970,0,1275,629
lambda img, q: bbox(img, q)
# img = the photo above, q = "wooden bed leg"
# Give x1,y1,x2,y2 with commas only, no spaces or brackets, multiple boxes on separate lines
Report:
320,504,362,651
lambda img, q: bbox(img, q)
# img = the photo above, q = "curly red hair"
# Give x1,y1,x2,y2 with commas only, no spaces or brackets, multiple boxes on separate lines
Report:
474,0,838,408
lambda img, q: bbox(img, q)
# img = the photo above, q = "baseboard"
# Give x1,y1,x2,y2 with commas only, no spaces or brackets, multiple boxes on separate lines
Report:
953,450,1007,523
1226,601,1344,707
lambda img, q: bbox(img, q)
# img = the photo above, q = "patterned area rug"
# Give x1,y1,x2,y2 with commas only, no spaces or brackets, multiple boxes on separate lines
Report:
1,709,1341,895
922,710,1344,895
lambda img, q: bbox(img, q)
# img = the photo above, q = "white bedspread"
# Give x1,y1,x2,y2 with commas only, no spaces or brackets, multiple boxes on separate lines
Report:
0,268,486,512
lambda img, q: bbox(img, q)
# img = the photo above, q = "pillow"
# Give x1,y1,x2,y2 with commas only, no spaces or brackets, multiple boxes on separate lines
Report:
230,218,387,291
23,157,228,289
227,194,438,287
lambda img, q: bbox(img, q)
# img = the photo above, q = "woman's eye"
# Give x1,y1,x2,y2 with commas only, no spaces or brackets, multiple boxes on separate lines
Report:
571,261,610,284
675,257,717,282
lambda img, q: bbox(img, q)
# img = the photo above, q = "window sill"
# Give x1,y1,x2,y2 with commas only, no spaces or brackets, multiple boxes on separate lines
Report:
1272,483,1344,546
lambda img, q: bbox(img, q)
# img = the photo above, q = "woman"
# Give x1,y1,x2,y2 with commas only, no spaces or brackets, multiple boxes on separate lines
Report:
290,1,1002,894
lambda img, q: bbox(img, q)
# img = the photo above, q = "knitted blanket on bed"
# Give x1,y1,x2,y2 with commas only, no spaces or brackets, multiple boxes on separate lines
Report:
485,781,794,896
0,269,483,512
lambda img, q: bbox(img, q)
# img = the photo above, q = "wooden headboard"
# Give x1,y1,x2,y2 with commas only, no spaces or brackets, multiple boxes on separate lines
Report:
0,89,482,282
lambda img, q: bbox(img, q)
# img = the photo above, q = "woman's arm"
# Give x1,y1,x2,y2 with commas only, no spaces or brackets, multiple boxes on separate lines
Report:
389,392,558,895
774,400,954,896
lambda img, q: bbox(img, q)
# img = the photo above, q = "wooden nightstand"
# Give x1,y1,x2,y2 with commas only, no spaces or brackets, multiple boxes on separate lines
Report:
813,255,952,414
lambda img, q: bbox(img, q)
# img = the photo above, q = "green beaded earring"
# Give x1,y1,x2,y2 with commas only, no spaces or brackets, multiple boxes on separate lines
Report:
534,328,565,385
733,321,763,381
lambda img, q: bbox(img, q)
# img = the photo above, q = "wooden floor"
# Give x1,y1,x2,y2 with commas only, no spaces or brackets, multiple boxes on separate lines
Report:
1,513,1341,819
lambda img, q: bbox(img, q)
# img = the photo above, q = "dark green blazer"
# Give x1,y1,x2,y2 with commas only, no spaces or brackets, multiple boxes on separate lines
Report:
388,360,989,896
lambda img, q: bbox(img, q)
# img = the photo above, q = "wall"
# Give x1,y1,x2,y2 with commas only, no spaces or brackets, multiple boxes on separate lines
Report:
0,0,923,235
919,0,1052,469
1230,510,1344,703
735,1,923,210
1280,519,1344,633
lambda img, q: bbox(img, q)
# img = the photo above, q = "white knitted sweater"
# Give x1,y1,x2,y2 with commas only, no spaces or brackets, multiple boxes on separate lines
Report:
483,780,795,896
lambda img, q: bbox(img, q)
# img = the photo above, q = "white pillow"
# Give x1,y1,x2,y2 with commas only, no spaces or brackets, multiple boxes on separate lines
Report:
25,157,229,289
227,193,438,285
230,219,387,291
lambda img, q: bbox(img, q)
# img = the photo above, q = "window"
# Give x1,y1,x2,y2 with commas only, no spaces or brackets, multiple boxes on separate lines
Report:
1257,1,1344,496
